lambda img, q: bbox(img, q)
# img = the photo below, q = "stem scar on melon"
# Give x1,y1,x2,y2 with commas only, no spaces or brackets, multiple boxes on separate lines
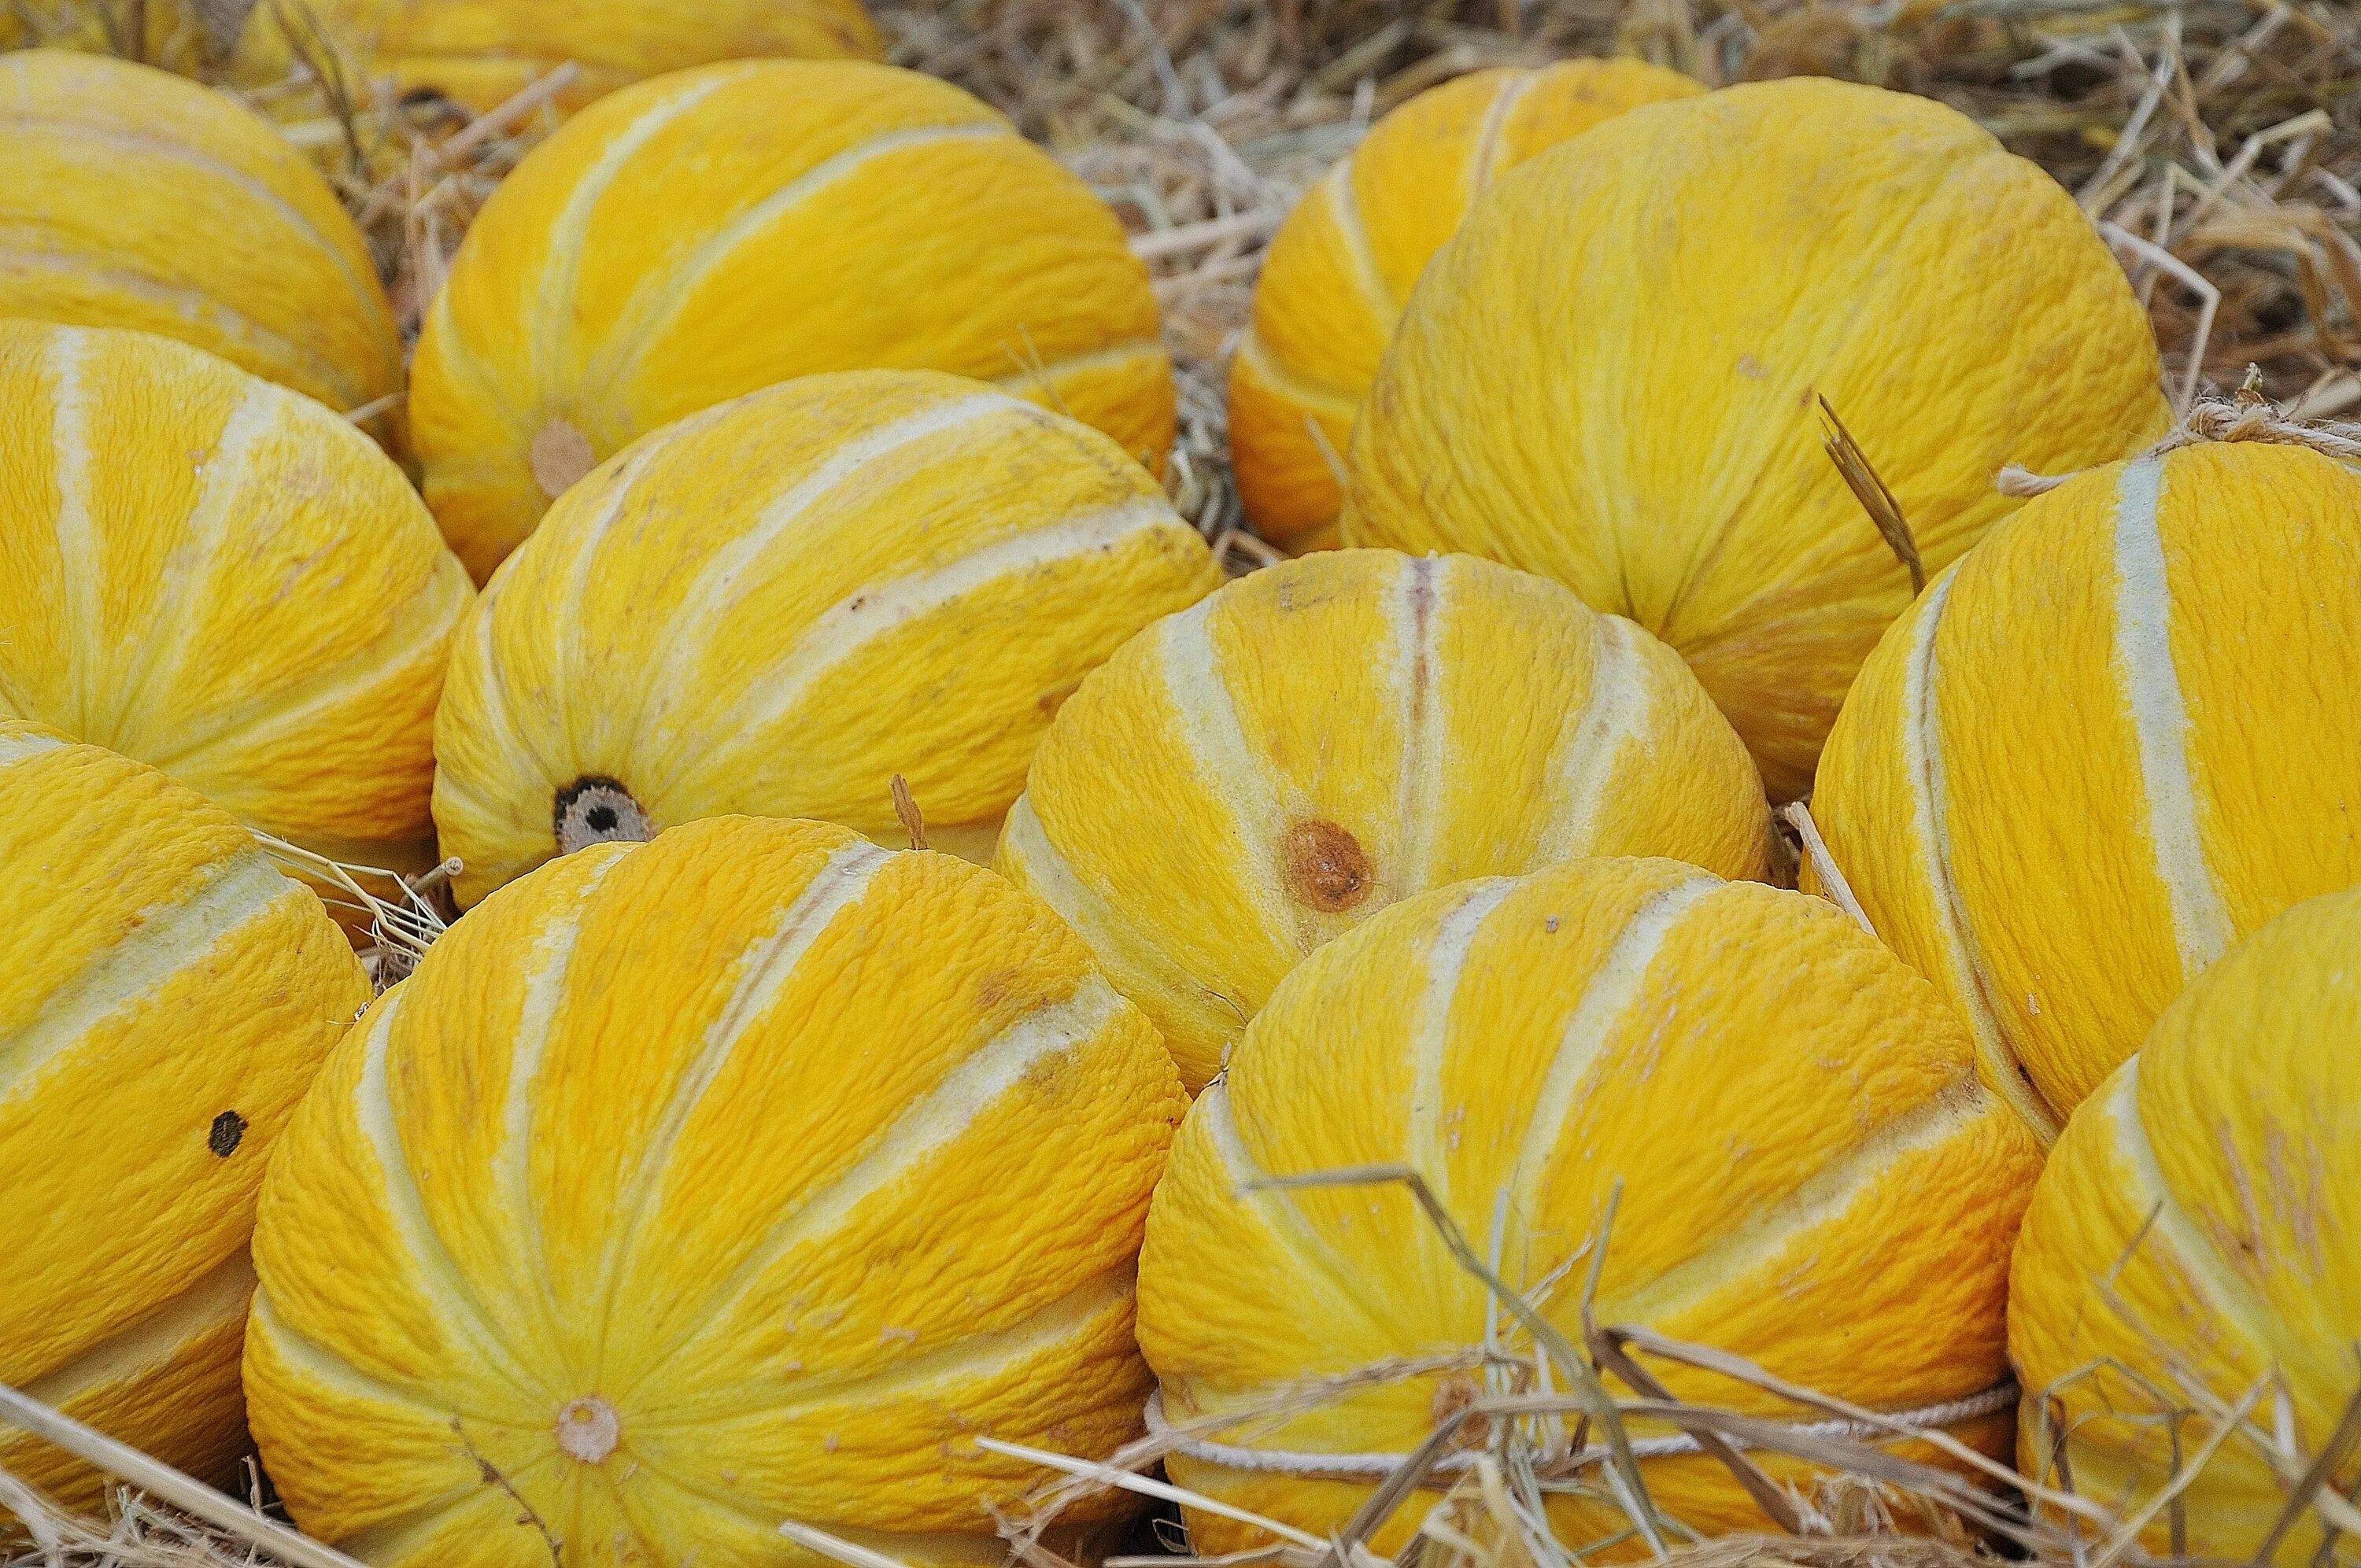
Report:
1430,1373,1491,1451
555,777,652,854
1283,818,1373,912
530,420,599,500
553,1396,622,1465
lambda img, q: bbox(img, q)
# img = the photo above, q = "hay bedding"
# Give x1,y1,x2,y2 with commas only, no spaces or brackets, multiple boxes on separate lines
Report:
5,0,2361,1562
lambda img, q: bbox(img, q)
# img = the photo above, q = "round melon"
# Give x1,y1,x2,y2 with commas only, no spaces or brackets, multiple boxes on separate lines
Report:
409,59,1174,581
432,368,1221,907
246,814,1185,1566
0,721,370,1522
0,50,405,445
1812,441,2361,1140
1231,59,1698,550
229,0,882,116
2010,886,2361,1562
1137,855,2043,1554
996,548,1770,1091
1342,77,2169,799
0,319,473,873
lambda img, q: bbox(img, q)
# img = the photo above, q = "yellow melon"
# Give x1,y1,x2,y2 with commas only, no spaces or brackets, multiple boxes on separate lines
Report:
1812,441,2361,1141
408,58,1173,581
0,319,473,873
245,814,1184,1564
228,0,882,116
1137,855,2043,1553
1342,77,2169,799
0,722,370,1521
0,50,405,444
2009,886,2361,1561
996,548,1770,1091
432,369,1221,908
1231,60,1699,550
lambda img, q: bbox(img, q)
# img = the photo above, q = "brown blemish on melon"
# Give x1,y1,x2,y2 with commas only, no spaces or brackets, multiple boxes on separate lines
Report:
1282,819,1373,913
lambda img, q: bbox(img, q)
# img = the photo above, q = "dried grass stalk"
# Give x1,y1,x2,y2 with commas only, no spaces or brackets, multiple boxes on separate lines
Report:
0,1384,360,1568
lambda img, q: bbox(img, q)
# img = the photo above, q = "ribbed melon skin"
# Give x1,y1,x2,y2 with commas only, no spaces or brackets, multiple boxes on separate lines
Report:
246,815,1186,1567
1812,443,2361,1140
409,59,1174,581
228,0,885,116
0,320,473,871
2010,887,2361,1563
1137,856,2042,1556
996,548,1771,1090
0,50,404,441
432,367,1221,908
1229,59,1698,549
0,723,370,1522
1343,77,2171,800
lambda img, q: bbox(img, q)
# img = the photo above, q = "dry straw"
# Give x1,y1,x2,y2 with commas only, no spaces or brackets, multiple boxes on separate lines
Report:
2001,365,2361,495
6,0,2361,1563
249,833,453,988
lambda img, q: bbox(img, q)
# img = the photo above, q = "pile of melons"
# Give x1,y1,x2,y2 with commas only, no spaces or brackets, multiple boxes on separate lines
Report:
2,7,2355,1567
